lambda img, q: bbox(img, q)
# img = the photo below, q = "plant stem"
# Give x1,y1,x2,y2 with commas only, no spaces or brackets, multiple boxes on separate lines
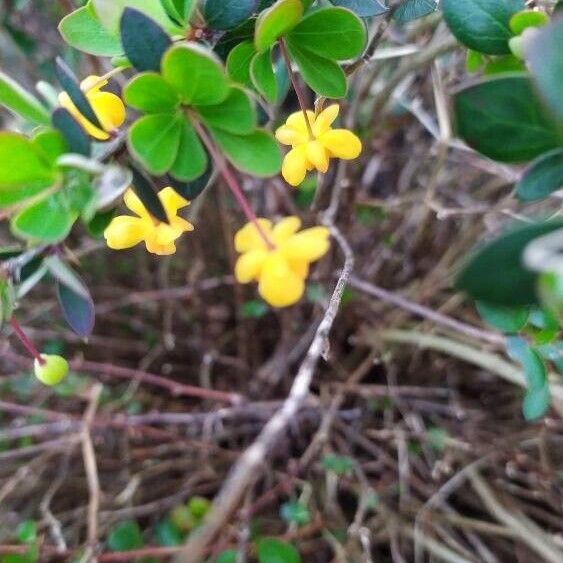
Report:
279,38,315,139
10,316,45,365
190,116,276,251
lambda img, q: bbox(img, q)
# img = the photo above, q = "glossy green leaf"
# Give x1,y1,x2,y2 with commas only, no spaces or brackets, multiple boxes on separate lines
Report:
155,520,183,547
509,10,549,35
12,193,75,243
55,57,102,129
483,54,525,75
45,255,90,299
288,7,367,60
168,160,212,200
124,72,179,113
454,75,560,163
52,107,91,157
523,384,550,420
456,220,563,306
211,128,282,177
255,0,304,53
161,0,194,22
516,149,563,202
330,0,386,18
443,0,525,54
394,0,437,23
251,49,278,103
162,44,229,106
128,113,182,175
526,17,563,127
475,301,528,333
107,521,144,552
197,86,256,134
57,279,95,338
0,72,50,126
92,0,177,35
286,39,347,98
58,4,123,56
204,0,256,30
257,538,301,563
0,133,56,207
120,8,172,72
32,129,68,167
226,40,255,88
170,118,208,181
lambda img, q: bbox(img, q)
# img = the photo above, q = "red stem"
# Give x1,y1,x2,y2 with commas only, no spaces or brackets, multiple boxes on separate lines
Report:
10,317,45,365
279,38,315,139
190,116,276,251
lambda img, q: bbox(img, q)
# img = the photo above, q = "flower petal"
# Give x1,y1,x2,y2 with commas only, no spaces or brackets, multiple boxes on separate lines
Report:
235,249,267,283
275,124,308,146
58,92,109,140
258,253,305,308
313,104,339,136
286,109,316,135
170,216,194,234
159,186,189,216
81,75,107,92
124,189,150,218
306,140,330,173
272,216,302,244
289,260,309,279
234,219,273,252
282,226,331,262
104,216,150,250
282,145,309,187
320,129,362,160
88,91,126,132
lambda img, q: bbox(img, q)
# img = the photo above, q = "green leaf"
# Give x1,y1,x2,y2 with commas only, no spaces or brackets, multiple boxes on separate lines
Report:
162,44,229,106
287,7,367,60
475,301,528,333
57,279,95,338
155,519,183,547
442,0,525,54
12,193,75,243
526,17,563,128
58,4,123,56
516,149,563,203
0,277,15,329
454,75,560,163
0,72,50,126
168,161,212,200
211,128,282,177
0,133,56,207
280,501,311,526
322,453,354,474
509,10,549,35
483,54,525,75
251,49,278,103
55,58,102,130
394,0,437,23
466,49,485,72
128,113,182,175
330,0,386,18
197,86,257,135
170,117,208,181
257,538,301,563
124,72,179,113
216,551,238,563
161,0,194,22
241,299,268,318
456,220,563,306
286,39,347,98
227,40,255,88
120,7,172,72
523,384,550,421
255,0,304,53
52,108,91,157
130,167,168,223
16,521,37,545
32,129,68,167
92,0,178,35
107,521,144,552
204,0,256,30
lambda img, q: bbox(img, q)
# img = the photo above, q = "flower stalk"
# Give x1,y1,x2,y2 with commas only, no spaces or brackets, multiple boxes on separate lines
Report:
10,316,45,365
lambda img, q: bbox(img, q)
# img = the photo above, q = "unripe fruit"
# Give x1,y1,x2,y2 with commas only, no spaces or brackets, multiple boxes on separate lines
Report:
170,505,195,532
34,354,69,386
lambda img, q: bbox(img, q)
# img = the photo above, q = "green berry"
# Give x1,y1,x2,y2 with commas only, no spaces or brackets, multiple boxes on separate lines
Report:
34,354,69,386
170,505,195,532
187,496,211,519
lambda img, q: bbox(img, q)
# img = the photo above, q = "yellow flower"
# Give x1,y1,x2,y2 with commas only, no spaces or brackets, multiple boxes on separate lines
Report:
59,75,126,140
234,216,330,307
104,187,194,255
275,104,362,187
